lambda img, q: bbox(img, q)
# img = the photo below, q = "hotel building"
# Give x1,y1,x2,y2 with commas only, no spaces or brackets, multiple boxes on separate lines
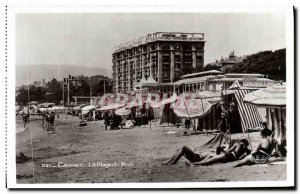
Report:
112,32,205,93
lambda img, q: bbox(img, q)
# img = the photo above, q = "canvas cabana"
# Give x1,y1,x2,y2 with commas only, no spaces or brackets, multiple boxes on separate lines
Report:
222,80,263,133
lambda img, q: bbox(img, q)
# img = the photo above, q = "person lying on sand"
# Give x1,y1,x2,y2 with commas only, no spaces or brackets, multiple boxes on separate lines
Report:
192,139,251,166
233,128,284,168
161,141,231,165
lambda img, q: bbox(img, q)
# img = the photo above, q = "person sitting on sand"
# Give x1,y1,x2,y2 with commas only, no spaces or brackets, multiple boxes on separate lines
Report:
162,141,233,165
233,128,284,168
192,139,251,166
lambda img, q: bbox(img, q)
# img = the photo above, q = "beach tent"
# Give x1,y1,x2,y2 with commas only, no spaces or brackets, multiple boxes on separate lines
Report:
115,108,131,116
222,81,263,133
244,82,286,144
195,91,223,131
160,102,179,125
228,80,241,90
139,76,147,85
155,93,179,125
145,75,157,84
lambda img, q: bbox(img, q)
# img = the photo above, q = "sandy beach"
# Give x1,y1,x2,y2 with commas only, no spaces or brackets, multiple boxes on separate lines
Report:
16,114,286,184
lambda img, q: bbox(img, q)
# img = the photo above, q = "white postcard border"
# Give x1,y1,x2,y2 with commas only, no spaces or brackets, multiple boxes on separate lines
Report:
6,4,295,189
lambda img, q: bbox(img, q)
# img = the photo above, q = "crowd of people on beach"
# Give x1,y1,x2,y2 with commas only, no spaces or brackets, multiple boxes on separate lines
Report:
19,109,56,131
17,94,286,170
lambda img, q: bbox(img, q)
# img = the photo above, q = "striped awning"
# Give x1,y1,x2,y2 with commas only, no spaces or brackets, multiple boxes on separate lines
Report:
243,82,286,108
173,98,212,119
232,89,263,132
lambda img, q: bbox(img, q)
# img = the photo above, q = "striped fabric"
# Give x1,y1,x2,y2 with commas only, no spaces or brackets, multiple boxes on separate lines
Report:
233,89,263,132
266,108,286,143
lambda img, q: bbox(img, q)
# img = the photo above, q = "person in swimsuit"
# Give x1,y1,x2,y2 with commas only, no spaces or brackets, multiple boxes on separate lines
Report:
192,139,251,166
161,141,232,165
233,128,283,167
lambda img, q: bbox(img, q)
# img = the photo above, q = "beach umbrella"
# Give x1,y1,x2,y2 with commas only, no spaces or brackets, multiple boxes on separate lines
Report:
98,103,126,111
51,106,61,111
38,108,47,112
173,98,212,119
126,94,147,108
161,93,178,105
81,105,96,115
243,82,286,108
115,108,131,116
197,91,222,104
244,82,286,144
81,105,96,111
73,105,82,111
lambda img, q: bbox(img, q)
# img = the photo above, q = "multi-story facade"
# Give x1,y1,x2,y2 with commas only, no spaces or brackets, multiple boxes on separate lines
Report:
112,32,205,93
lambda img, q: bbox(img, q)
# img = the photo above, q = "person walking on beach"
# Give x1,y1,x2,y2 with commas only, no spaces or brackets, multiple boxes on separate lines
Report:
185,118,191,130
47,111,56,131
42,113,46,129
22,113,29,128
104,112,110,130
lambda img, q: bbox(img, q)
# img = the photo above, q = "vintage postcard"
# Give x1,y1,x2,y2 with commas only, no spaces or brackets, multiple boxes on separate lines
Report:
5,3,295,189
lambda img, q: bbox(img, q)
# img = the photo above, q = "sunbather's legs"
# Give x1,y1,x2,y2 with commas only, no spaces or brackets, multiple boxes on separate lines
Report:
162,148,181,164
233,155,254,168
194,153,226,166
169,146,198,164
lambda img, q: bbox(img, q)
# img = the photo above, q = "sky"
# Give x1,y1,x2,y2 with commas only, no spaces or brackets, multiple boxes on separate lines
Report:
16,12,286,70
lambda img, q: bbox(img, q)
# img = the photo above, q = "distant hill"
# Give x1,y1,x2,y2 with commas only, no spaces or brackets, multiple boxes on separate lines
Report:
203,49,286,81
230,48,286,81
16,64,112,86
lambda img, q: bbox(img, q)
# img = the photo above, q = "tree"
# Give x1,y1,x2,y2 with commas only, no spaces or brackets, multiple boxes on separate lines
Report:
229,49,286,81
16,85,46,105
45,78,63,104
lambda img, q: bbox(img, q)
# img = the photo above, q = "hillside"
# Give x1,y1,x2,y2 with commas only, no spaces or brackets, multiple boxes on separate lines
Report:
16,65,112,86
230,49,286,81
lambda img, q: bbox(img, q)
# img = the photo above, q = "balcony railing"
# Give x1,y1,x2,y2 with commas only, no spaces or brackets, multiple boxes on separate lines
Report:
113,32,204,52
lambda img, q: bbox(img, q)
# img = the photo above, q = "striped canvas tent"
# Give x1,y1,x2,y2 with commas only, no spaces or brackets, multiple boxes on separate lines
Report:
233,89,263,132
